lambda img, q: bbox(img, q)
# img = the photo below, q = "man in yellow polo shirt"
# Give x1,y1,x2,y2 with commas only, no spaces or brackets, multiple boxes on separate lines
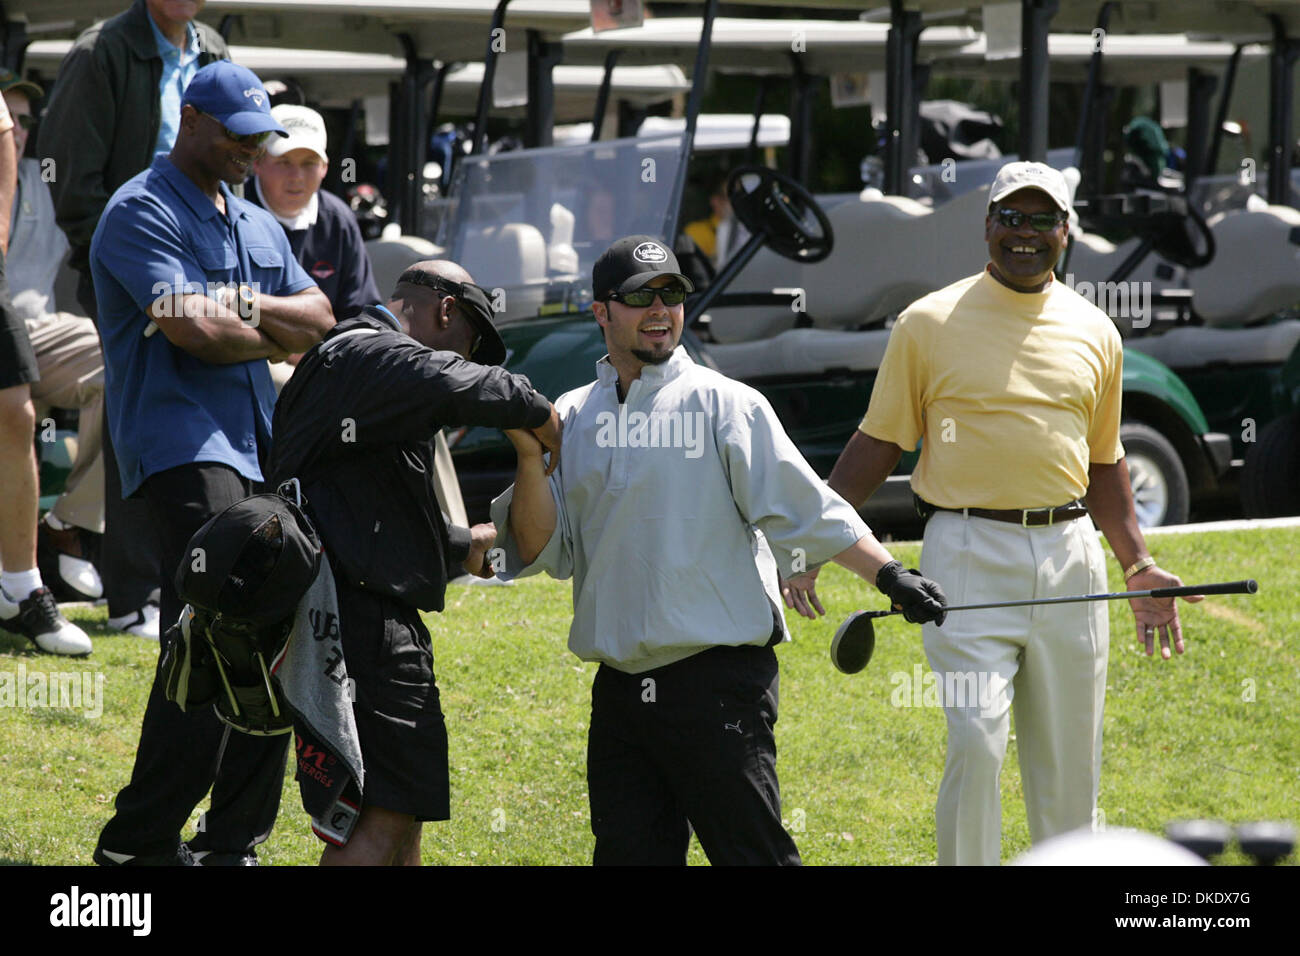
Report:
817,161,1202,865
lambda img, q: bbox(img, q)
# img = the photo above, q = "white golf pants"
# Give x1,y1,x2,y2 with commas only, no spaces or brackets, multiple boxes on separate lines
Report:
920,511,1109,866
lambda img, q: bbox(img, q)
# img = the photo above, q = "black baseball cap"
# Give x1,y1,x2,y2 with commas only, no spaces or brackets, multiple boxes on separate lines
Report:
395,268,507,366
592,235,695,301
176,494,321,625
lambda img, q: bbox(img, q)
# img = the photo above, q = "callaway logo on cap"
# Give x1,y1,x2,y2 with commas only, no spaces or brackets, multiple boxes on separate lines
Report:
593,235,696,300
183,62,287,138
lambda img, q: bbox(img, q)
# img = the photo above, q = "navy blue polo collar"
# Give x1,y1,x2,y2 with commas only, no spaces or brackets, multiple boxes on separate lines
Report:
150,154,246,225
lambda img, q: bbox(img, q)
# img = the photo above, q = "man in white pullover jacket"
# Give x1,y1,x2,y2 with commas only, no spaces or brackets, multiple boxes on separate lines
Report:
491,235,947,866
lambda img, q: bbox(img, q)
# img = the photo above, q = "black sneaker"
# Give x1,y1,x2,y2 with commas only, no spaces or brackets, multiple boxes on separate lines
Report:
0,585,93,656
93,841,196,866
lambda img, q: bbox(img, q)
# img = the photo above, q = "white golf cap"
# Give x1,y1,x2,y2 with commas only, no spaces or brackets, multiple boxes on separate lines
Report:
988,160,1070,212
266,104,328,162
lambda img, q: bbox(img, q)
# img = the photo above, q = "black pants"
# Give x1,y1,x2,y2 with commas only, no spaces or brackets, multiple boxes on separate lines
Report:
97,463,289,858
76,266,163,617
99,416,164,615
587,644,801,866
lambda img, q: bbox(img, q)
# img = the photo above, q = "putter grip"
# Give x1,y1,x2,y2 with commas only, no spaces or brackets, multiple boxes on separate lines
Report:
1149,579,1257,598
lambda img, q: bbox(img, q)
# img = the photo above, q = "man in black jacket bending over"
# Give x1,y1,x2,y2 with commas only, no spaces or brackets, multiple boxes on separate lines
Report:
267,259,561,865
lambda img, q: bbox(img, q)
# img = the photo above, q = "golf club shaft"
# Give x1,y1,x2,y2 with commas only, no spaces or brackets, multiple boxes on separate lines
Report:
870,579,1256,619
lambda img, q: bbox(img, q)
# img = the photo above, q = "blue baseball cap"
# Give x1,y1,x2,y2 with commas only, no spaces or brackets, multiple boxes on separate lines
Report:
182,61,287,138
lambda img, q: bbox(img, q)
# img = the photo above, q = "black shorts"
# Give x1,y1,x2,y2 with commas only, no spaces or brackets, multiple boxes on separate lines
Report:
335,581,450,821
0,267,38,390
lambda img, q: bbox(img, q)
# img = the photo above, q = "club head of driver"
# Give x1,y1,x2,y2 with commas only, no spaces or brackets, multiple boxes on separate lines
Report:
830,611,876,674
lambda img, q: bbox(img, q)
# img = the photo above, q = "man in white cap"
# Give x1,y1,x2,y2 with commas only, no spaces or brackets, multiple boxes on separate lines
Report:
249,104,380,325
801,161,1203,864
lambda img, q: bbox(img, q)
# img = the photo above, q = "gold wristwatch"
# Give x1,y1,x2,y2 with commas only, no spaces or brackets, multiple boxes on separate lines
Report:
236,283,257,321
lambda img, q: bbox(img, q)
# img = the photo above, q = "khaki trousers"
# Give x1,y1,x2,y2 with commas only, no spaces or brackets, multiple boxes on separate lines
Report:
919,511,1109,865
26,312,105,533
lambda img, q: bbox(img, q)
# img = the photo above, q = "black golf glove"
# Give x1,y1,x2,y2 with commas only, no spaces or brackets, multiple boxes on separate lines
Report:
876,560,948,625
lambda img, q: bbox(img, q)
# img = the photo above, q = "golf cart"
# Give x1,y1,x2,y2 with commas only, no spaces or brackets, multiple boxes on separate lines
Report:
812,1,1300,521
929,0,1300,519
439,1,1239,531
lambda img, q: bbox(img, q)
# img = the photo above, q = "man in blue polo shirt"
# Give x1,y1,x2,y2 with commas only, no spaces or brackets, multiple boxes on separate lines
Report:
91,61,334,866
39,0,231,642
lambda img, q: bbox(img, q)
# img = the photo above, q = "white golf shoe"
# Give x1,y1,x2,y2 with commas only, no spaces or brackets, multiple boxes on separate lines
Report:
107,601,160,641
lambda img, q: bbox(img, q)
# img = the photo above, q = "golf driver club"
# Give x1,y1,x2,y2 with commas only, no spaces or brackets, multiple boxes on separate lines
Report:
830,579,1258,674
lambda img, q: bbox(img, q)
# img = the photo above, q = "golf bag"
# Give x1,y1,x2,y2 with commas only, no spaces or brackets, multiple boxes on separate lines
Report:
163,488,322,736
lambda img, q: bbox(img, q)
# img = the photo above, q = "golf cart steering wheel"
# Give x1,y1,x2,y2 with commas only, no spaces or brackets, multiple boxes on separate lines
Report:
726,165,834,264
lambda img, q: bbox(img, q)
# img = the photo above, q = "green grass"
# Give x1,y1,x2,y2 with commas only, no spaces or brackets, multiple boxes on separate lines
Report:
1,526,1296,865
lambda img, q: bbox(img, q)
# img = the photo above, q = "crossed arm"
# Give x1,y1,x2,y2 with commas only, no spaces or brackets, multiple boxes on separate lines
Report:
149,285,334,365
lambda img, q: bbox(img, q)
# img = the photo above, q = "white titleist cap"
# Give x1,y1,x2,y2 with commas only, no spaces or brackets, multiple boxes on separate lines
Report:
266,104,328,162
988,161,1070,212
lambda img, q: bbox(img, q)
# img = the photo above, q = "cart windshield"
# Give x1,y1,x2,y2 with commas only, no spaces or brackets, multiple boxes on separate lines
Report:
437,134,688,322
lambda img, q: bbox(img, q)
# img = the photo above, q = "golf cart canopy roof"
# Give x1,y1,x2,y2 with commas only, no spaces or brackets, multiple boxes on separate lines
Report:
204,0,593,59
1,0,592,53
852,0,1300,40
21,39,688,114
561,17,976,74
2,0,125,37
938,32,1268,83
554,114,791,150
13,1,1300,46
560,13,1266,83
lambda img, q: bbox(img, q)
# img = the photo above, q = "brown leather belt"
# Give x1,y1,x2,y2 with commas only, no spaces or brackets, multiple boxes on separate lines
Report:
915,495,1088,527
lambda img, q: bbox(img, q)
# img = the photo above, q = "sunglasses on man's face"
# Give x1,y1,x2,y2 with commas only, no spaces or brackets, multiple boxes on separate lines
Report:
14,114,33,131
608,282,688,307
199,110,272,147
993,208,1067,232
